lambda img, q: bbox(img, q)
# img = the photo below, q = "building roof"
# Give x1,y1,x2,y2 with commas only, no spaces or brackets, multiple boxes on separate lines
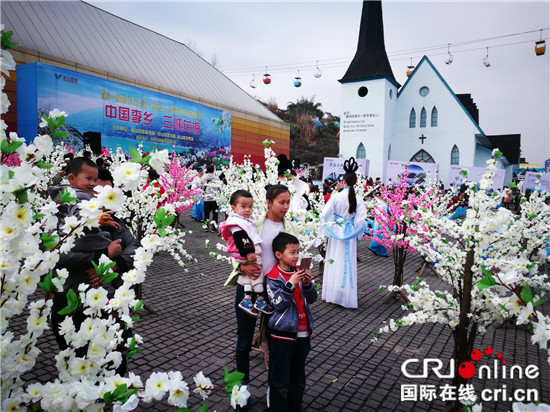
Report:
1,0,284,124
486,134,521,165
339,0,399,87
398,56,484,135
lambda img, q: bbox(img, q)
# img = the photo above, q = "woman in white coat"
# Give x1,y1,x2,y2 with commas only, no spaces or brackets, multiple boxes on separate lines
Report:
320,158,367,308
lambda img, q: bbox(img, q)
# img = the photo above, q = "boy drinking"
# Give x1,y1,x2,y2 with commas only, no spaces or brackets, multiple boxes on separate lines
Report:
266,232,317,411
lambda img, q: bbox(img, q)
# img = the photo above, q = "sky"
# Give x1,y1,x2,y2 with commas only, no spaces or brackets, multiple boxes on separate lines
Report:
88,1,550,166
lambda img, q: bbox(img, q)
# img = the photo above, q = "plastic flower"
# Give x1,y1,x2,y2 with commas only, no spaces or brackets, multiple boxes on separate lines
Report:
85,287,109,311
144,372,170,401
33,134,53,157
192,371,213,400
113,394,139,412
95,185,125,211
230,385,250,409
167,373,190,408
149,149,169,174
112,162,142,189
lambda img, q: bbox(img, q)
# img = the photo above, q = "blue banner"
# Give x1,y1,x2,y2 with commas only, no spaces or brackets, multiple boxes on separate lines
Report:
17,63,231,156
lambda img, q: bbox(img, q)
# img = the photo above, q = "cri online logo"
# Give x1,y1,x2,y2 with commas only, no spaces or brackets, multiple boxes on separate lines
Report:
459,346,504,379
402,346,539,380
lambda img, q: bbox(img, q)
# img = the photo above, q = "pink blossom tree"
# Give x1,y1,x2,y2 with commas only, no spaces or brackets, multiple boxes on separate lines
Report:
159,152,203,214
365,169,444,303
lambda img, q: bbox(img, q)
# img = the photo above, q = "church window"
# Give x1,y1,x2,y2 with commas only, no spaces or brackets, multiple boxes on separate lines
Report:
431,107,438,127
358,86,369,97
388,144,392,160
410,149,435,163
451,145,459,165
389,89,393,99
409,108,416,128
419,86,430,96
420,107,427,127
356,143,366,159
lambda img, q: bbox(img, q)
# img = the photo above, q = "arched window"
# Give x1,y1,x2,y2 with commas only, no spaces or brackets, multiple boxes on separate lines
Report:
431,107,438,127
388,144,392,160
420,107,427,128
451,145,459,165
409,108,416,128
410,149,435,163
356,143,366,159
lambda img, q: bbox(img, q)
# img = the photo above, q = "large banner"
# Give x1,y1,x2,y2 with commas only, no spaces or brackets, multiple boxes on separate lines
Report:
17,63,231,157
385,161,439,185
523,171,550,193
448,165,506,190
322,157,369,181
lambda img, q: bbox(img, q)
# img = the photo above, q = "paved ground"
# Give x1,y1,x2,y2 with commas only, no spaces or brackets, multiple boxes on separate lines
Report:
11,210,550,411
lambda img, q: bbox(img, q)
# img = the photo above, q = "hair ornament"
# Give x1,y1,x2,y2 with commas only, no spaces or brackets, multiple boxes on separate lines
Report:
343,157,359,174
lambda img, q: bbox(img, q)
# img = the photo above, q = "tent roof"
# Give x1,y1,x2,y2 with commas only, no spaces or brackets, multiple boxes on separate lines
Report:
1,0,284,123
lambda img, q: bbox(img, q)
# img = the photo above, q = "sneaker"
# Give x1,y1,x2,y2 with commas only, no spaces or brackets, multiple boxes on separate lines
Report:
239,296,258,317
254,296,274,315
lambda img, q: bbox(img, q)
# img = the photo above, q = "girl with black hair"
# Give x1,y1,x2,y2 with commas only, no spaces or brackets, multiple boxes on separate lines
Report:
320,158,368,308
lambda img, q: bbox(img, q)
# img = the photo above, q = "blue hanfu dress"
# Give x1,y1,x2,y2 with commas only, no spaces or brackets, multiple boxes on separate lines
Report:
320,187,367,308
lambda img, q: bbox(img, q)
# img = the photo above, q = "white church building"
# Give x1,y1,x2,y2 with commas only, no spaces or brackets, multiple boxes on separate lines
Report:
339,1,520,185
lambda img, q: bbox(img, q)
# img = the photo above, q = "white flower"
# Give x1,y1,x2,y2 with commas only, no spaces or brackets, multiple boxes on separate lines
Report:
0,48,16,76
85,287,109,310
512,402,550,412
192,371,213,400
79,197,102,219
33,134,53,156
144,372,170,401
230,385,250,409
58,316,75,336
2,202,32,227
516,302,533,325
113,394,139,412
1,92,10,114
149,149,169,174
48,108,69,119
27,312,48,333
167,378,190,408
95,185,125,211
112,162,142,189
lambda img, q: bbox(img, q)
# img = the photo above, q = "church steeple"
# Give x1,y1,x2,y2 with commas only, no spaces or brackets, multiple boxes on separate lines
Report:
339,0,399,87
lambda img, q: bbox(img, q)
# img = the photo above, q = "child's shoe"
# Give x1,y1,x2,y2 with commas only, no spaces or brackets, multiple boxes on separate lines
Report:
238,295,258,317
254,296,274,315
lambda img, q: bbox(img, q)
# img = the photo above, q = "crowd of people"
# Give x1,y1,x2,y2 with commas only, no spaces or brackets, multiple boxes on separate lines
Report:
46,149,547,411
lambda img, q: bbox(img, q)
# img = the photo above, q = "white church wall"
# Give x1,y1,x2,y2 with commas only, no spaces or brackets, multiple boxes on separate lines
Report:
394,59,483,183
474,145,493,167
339,77,397,179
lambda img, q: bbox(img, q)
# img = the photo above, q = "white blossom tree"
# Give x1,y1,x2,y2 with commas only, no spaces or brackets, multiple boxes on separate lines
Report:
375,152,550,411
0,29,249,411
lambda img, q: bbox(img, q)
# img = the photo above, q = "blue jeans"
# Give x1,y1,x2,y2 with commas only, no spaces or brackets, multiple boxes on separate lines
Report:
268,337,311,411
235,284,258,384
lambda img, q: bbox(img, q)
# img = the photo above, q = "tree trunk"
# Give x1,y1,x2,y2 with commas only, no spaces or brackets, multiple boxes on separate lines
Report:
393,245,407,287
447,249,476,411
384,246,409,303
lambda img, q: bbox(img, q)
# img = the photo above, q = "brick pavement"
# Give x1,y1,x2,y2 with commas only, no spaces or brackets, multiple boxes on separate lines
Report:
11,210,550,411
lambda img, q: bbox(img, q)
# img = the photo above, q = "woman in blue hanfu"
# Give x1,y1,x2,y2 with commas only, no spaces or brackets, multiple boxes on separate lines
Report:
368,191,389,257
320,158,367,308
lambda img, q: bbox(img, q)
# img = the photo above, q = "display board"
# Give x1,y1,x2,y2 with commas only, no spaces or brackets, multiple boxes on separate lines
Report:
322,157,369,181
448,165,506,190
17,63,231,156
523,171,550,193
385,161,439,185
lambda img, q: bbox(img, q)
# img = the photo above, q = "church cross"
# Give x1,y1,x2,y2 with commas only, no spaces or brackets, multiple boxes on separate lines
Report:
419,134,427,144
